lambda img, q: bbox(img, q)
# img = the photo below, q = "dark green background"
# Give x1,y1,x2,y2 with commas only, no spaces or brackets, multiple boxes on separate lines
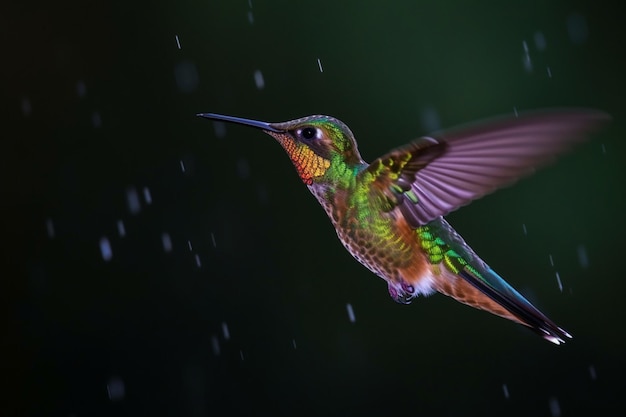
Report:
4,1,625,416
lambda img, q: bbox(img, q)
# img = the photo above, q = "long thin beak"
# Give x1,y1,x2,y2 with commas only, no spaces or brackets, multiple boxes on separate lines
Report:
197,113,283,133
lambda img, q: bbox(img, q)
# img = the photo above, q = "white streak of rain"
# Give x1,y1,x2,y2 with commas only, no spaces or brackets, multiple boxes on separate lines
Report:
126,187,141,215
161,232,172,252
117,220,126,237
100,237,113,261
222,322,230,340
346,303,356,323
107,376,125,401
254,70,265,89
548,397,561,417
577,244,589,268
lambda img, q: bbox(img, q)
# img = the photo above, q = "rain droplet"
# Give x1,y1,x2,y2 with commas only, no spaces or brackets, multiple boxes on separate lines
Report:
567,13,588,44
92,111,102,128
211,335,220,356
548,254,554,267
534,31,547,51
211,233,216,247
222,322,230,340
548,397,561,417
187,240,193,251
346,303,356,323
589,365,597,380
76,80,86,98
46,218,55,238
117,220,126,237
107,376,125,401
513,107,519,117
240,350,245,360
577,244,589,268
174,60,199,93
546,66,552,78
175,35,181,49
143,186,152,205
292,338,297,349
522,223,528,235
502,384,510,399
522,40,533,72
317,58,324,73
100,237,113,261
601,143,606,154
555,271,563,292
247,11,254,24
126,187,141,215
420,106,441,132
253,70,265,89
161,232,172,252
194,254,201,267
179,160,186,173
213,121,227,138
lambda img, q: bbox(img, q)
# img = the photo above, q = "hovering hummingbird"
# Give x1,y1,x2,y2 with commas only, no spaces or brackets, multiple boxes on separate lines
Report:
198,109,608,344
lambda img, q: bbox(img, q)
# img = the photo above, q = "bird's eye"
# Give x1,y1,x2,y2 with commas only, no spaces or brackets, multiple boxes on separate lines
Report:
300,127,317,140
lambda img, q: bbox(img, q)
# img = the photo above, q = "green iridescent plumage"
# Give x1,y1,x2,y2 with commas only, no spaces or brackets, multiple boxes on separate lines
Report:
198,109,609,344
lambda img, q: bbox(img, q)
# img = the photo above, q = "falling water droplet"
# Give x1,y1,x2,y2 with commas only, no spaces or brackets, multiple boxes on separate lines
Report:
213,121,227,138
76,80,86,98
522,40,533,72
92,111,102,128
534,31,547,51
211,233,216,247
174,60,199,93
161,232,172,252
346,303,356,323
126,187,141,215
548,397,561,417
100,237,113,261
107,376,125,401
179,160,186,173
46,218,55,238
522,223,528,235
222,322,230,340
548,254,554,267
567,13,588,44
577,244,589,268
194,254,201,267
555,272,563,292
589,365,597,380
117,220,126,237
420,106,441,132
317,58,324,72
253,70,265,89
175,35,181,49
292,339,297,349
502,384,510,399
143,187,152,205
211,335,220,356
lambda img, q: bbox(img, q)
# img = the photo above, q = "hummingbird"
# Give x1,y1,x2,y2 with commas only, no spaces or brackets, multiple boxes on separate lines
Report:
198,109,608,344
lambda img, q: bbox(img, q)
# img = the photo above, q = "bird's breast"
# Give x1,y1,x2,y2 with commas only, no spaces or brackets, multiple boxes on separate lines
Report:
309,185,433,301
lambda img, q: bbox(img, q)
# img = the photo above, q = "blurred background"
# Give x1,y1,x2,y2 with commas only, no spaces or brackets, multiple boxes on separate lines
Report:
3,0,625,416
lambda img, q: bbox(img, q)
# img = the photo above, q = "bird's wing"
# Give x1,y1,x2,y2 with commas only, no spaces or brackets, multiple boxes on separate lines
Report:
365,109,609,226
